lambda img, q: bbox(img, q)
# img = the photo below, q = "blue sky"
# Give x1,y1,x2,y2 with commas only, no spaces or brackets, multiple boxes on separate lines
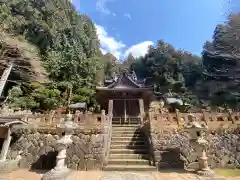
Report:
72,0,235,59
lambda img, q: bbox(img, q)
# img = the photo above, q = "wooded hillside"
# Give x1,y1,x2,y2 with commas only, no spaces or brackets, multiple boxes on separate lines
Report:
0,0,240,111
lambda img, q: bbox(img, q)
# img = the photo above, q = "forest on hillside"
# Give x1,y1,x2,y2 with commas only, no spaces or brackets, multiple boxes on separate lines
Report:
0,0,240,111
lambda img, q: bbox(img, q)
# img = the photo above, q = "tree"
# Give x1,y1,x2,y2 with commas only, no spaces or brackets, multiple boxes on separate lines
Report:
200,14,240,108
7,86,39,110
0,0,102,110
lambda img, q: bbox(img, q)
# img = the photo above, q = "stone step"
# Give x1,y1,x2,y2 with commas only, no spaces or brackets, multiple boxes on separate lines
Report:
110,144,146,149
112,120,139,123
108,159,149,166
104,165,156,171
112,129,140,133
112,119,140,122
110,148,148,154
112,124,140,128
111,133,140,137
112,130,140,134
111,140,146,145
112,127,140,130
109,153,149,159
112,128,140,131
111,134,142,138
112,136,144,141
112,121,140,125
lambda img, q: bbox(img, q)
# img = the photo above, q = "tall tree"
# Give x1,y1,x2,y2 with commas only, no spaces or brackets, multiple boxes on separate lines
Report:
200,14,240,108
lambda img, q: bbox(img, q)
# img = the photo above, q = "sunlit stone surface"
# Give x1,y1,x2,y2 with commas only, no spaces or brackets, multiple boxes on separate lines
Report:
99,172,157,180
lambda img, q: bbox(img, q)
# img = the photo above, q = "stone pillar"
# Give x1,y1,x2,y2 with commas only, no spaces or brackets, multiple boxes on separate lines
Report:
101,110,106,124
175,109,182,129
0,128,12,161
201,109,208,124
227,109,235,124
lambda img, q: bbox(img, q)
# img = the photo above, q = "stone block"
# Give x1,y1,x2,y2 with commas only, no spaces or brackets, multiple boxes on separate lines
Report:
78,160,86,170
94,160,103,170
19,158,30,168
69,162,78,170
153,151,161,161
187,152,198,163
71,155,80,163
86,158,95,170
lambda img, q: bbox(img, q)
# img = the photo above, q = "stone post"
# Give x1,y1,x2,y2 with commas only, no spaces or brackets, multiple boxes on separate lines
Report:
201,109,208,124
227,109,235,124
0,127,12,161
103,115,109,166
41,113,77,180
175,109,182,129
101,110,106,125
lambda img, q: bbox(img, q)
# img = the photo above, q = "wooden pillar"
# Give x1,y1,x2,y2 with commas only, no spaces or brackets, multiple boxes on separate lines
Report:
124,99,127,123
0,63,13,97
0,127,12,161
108,100,113,117
139,99,144,125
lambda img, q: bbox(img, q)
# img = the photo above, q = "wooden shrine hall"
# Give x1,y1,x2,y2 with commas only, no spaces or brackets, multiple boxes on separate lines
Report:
96,70,153,124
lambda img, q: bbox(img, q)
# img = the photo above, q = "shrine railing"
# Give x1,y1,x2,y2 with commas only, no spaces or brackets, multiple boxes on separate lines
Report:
1,112,107,128
148,109,240,130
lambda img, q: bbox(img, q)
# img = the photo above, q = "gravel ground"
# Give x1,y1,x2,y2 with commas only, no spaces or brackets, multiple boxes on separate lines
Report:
0,169,239,180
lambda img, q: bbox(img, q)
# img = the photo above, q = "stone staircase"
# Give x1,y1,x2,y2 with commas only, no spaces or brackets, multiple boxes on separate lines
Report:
104,118,156,171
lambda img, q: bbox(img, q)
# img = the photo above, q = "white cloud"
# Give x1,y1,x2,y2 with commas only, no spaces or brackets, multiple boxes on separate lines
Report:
100,48,107,55
124,13,131,20
124,41,154,58
96,0,116,16
95,24,126,59
95,24,153,59
96,0,110,14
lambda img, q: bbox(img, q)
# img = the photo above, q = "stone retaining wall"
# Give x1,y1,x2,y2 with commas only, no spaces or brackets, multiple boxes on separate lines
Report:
7,125,110,170
142,122,240,170
0,160,19,173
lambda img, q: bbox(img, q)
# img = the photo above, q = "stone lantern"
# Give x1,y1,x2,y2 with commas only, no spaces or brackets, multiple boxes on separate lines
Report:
41,113,78,180
159,100,164,109
185,121,204,141
184,121,214,176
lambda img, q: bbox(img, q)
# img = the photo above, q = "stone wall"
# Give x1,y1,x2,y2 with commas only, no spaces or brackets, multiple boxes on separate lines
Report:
7,125,110,171
142,122,240,170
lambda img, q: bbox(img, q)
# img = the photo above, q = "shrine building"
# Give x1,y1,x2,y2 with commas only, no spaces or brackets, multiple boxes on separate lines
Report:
96,70,153,125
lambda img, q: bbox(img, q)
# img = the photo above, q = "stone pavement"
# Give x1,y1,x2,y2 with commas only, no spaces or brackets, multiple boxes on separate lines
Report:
0,169,240,180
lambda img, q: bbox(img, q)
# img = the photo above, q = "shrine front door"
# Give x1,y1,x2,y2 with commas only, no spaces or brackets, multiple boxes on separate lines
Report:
112,99,140,124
